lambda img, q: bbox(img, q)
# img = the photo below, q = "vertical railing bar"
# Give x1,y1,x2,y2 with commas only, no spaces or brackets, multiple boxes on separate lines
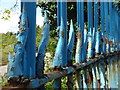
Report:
87,2,93,59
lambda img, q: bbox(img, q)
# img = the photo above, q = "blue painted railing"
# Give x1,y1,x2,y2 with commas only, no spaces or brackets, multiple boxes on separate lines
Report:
4,0,120,89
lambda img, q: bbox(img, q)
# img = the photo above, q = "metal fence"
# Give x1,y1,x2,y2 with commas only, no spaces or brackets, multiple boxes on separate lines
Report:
4,0,120,89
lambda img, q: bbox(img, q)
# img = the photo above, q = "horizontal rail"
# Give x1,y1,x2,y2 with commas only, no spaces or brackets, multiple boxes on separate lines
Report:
28,52,120,88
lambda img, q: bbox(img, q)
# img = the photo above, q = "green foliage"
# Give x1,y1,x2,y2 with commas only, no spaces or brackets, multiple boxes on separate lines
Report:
0,76,7,86
44,80,54,89
37,2,77,30
1,9,11,20
36,26,42,49
1,32,17,65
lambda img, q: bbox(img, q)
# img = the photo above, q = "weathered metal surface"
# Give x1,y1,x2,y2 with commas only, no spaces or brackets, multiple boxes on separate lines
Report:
22,2,36,78
76,70,83,88
95,31,100,57
52,2,67,67
67,19,74,64
28,54,119,88
5,1,120,89
6,3,29,78
76,1,82,63
67,19,74,89
87,28,93,59
91,64,97,88
82,25,88,61
52,18,65,67
36,11,50,77
75,26,82,63
99,60,106,88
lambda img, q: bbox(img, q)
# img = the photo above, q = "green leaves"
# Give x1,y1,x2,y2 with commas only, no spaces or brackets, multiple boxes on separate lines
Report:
1,9,11,20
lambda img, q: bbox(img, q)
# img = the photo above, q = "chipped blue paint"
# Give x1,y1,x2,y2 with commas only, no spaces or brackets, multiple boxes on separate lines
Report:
87,2,93,59
36,11,50,77
67,20,74,61
100,2,105,55
82,25,88,61
52,18,65,67
75,26,82,63
92,66,97,88
99,60,106,88
95,31,100,55
52,1,67,89
104,2,110,54
76,1,84,63
6,4,29,77
5,1,120,89
61,1,67,67
87,28,93,59
22,2,36,78
81,1,84,62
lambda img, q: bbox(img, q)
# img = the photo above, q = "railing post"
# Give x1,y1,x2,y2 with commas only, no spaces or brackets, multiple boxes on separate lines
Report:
87,2,93,59
99,60,106,88
100,2,105,55
104,2,110,55
94,1,99,57
52,0,67,89
36,11,50,77
109,2,113,53
76,1,82,63
6,1,36,78
67,20,74,89
21,1,36,78
76,1,85,89
91,65,97,88
6,3,29,78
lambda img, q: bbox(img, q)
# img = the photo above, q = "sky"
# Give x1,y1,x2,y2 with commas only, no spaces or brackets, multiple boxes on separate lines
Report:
0,0,44,33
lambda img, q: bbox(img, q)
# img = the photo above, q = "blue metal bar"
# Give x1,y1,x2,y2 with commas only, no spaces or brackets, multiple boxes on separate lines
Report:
87,2,93,59
76,71,83,88
82,25,88,61
81,1,85,62
6,4,29,77
99,60,106,88
92,66,97,88
109,2,113,53
61,2,67,67
67,19,74,63
76,1,84,62
87,28,93,59
52,1,67,89
94,1,100,57
111,7,116,52
104,2,110,54
87,2,93,32
22,2,36,78
93,1,98,51
36,11,50,77
57,2,61,26
67,20,74,89
76,1,82,63
52,1,67,68
100,2,106,55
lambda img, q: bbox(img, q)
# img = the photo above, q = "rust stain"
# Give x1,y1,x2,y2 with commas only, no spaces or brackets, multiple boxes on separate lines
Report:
109,41,113,47
112,60,117,81
105,37,109,44
76,30,82,40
